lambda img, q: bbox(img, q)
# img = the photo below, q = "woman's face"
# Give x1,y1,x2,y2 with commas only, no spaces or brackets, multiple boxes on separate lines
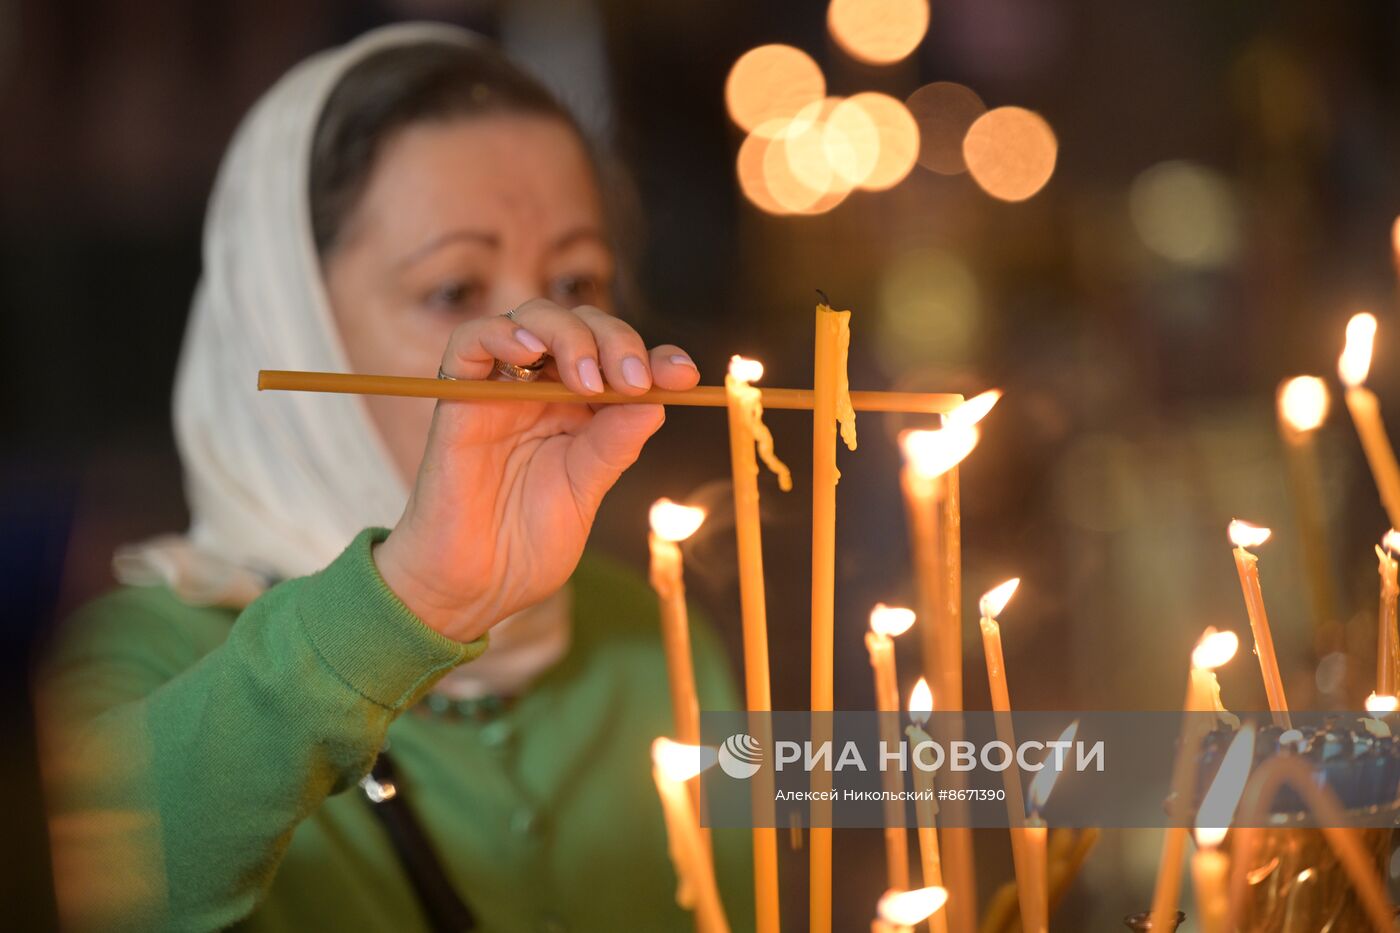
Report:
323,114,614,482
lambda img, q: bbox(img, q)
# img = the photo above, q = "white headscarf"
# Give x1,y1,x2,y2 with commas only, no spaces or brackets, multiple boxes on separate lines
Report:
114,22,571,698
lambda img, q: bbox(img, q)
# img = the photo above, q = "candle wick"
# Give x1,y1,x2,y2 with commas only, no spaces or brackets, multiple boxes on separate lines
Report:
815,288,831,306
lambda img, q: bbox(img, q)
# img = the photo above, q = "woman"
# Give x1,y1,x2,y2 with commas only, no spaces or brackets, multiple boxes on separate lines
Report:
40,22,751,932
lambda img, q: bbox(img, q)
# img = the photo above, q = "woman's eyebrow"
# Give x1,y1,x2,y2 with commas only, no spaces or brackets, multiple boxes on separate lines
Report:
550,226,607,254
399,229,500,267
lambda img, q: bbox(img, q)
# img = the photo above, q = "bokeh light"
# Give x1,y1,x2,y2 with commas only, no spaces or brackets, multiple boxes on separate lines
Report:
1128,161,1240,268
842,92,919,190
963,106,1058,201
735,121,791,215
906,81,986,175
875,247,979,370
725,44,826,135
827,0,930,65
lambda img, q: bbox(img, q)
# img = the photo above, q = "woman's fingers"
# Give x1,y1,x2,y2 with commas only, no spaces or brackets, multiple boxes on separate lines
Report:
440,314,548,380
506,299,605,395
573,305,652,395
648,344,700,390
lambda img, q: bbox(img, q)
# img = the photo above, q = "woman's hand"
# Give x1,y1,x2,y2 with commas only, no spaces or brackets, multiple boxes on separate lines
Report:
372,298,700,643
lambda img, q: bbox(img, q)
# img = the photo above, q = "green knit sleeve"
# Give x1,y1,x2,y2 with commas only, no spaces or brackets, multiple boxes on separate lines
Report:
40,528,486,932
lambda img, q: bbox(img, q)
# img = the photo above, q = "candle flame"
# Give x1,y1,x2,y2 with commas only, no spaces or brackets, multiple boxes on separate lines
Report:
908,677,933,724
900,425,980,480
728,354,765,383
1027,720,1079,812
1366,692,1400,713
1339,312,1378,387
1228,519,1271,549
1384,530,1400,555
1194,724,1256,848
944,388,1002,430
649,498,706,542
651,738,714,782
1191,628,1239,671
869,603,916,638
979,578,1020,619
876,886,949,924
1277,376,1330,433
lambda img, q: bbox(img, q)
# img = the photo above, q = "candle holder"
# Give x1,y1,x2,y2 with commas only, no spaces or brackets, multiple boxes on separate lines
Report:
1122,909,1184,930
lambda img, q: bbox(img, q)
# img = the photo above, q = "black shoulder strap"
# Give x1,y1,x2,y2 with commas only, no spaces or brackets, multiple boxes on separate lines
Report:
361,751,476,933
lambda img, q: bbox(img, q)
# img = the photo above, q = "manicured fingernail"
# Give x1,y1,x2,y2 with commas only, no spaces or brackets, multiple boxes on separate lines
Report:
577,357,604,393
514,328,547,354
622,356,651,389
669,353,696,369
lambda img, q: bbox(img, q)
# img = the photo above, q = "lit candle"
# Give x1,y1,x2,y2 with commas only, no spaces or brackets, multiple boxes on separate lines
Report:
1364,691,1397,737
1276,375,1339,648
1192,724,1256,933
649,499,708,749
871,886,950,933
976,579,1044,933
1339,312,1400,529
1378,531,1400,695
810,299,856,933
1149,627,1240,932
898,392,999,933
1023,721,1077,933
867,604,917,892
652,739,731,933
905,678,948,933
723,354,788,933
1228,520,1292,729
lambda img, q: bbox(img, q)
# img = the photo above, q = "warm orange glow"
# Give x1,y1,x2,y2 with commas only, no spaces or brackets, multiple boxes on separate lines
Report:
649,499,706,542
1191,628,1240,671
945,389,1002,430
1027,720,1078,812
1367,692,1400,714
1392,216,1400,260
725,44,826,134
979,578,1020,619
869,603,916,638
823,98,880,188
1339,312,1378,388
963,106,1058,202
827,0,930,65
1194,724,1255,848
756,106,853,215
1228,519,1272,549
908,677,933,724
876,885,949,924
842,93,919,191
899,426,979,481
736,123,792,215
1277,376,1330,433
906,81,986,175
1385,530,1400,554
728,355,765,383
651,737,710,781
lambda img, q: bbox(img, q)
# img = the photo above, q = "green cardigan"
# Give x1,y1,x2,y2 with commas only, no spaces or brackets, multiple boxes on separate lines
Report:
40,528,754,932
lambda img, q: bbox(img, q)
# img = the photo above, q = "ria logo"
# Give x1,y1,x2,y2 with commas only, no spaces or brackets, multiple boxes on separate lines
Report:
718,733,763,779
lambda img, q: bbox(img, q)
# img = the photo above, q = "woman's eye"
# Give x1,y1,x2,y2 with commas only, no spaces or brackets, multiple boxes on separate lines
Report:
425,280,485,313
550,274,605,307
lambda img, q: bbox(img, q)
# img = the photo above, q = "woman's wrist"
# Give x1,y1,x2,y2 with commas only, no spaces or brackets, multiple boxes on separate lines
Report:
372,532,490,643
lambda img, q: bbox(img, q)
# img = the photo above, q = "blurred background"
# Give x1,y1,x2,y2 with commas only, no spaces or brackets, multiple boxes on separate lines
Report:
6,0,1400,928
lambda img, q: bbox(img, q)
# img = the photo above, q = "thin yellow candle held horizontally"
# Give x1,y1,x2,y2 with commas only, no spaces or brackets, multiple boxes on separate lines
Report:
1148,627,1239,933
1228,520,1292,729
898,389,999,933
1276,376,1340,650
976,578,1044,933
1191,725,1256,933
871,886,950,933
1339,312,1400,529
904,679,948,933
810,300,856,933
648,499,707,749
652,739,731,933
723,355,788,933
867,605,917,892
1378,531,1400,696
